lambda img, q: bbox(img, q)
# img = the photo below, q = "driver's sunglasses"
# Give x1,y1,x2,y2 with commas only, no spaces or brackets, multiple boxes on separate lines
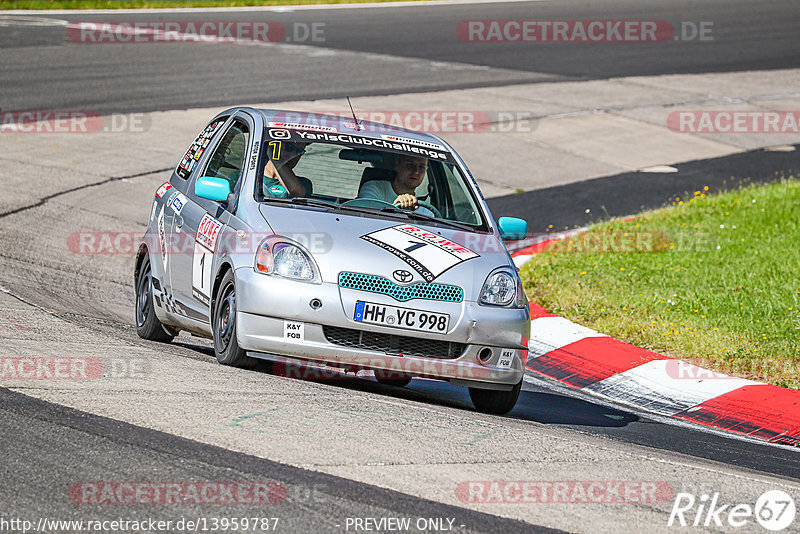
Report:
284,143,306,157
403,161,427,173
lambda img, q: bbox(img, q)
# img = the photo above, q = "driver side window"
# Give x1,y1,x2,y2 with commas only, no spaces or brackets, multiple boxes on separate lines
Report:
203,121,250,194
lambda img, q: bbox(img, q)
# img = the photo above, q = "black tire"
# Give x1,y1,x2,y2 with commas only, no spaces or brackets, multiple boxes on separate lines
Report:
135,256,176,343
374,369,412,388
469,379,522,415
212,270,257,368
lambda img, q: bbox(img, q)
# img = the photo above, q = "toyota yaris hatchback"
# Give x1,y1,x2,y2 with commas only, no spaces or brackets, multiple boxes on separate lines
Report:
135,107,530,414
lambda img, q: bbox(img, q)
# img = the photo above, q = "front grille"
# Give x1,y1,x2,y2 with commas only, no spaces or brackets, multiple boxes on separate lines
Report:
338,272,463,302
323,325,466,360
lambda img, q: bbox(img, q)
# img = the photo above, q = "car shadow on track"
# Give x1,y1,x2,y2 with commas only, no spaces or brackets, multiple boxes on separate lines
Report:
177,347,640,429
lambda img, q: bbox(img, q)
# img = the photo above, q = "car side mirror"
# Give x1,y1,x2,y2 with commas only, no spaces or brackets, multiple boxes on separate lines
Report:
195,176,231,202
498,216,528,241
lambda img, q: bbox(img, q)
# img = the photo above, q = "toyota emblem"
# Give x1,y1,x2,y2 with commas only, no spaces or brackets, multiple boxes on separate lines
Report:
393,270,413,283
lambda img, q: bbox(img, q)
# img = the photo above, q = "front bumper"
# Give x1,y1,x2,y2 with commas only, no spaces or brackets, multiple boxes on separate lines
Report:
235,267,529,387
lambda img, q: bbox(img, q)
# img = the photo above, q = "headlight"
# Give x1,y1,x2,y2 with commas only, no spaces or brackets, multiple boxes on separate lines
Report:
255,240,317,281
480,270,524,307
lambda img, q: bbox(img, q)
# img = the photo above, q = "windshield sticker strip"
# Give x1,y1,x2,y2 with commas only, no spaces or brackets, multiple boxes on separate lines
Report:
289,131,451,161
268,121,337,133
380,134,445,150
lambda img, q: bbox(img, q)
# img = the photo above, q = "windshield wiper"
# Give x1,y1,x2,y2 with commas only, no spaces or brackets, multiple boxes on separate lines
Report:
262,197,339,209
378,206,476,232
264,197,398,217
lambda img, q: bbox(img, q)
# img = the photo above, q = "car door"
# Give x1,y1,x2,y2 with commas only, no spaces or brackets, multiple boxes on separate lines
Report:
168,116,252,319
160,115,229,306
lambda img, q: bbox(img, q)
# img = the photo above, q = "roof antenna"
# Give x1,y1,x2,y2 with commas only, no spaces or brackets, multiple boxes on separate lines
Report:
346,96,362,131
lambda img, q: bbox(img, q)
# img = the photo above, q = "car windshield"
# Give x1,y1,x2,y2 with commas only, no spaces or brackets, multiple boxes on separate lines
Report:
256,126,486,229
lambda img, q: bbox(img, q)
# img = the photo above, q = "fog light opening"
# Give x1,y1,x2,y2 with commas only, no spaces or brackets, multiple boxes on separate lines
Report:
478,347,493,363
309,298,323,310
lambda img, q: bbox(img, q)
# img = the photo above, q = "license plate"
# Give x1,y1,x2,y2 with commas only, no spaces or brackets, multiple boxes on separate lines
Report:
354,301,449,333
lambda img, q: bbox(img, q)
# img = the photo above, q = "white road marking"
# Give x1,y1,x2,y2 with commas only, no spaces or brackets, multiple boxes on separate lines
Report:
0,15,68,27
60,21,494,73
528,316,606,358
585,359,757,416
640,165,678,173
3,0,546,15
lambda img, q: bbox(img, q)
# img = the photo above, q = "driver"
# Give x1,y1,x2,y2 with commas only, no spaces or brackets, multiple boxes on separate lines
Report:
263,141,311,198
359,155,427,208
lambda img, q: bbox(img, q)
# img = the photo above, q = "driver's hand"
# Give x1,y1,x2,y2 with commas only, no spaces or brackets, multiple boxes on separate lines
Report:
393,194,418,209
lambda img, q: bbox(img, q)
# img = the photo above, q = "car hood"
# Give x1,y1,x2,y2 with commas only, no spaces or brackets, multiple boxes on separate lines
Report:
258,204,513,300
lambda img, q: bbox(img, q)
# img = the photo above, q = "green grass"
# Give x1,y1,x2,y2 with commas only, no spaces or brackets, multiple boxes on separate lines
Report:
1,0,415,9
521,178,800,389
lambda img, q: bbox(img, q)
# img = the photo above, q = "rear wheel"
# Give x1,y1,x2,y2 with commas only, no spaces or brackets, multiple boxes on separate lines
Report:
469,379,522,415
213,270,257,368
135,256,176,343
374,370,412,388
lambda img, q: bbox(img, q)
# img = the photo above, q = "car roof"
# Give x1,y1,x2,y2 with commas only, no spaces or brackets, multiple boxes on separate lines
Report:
250,107,447,145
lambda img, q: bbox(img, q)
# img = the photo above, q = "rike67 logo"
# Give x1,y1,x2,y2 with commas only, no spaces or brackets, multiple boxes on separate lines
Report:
669,490,796,531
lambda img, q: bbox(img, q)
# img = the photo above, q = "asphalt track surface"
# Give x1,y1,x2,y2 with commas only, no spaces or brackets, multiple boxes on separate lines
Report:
2,0,800,531
0,0,798,112
488,143,800,232
0,387,553,533
1,144,799,531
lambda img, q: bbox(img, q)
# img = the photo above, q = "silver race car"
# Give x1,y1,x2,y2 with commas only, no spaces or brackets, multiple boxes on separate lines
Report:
135,108,530,414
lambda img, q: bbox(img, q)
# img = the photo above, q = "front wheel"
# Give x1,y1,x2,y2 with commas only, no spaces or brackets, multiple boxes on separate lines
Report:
469,379,522,415
135,256,176,343
212,270,257,368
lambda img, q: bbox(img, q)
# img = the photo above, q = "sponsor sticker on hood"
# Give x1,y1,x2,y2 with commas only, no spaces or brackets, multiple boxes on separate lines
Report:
360,224,479,282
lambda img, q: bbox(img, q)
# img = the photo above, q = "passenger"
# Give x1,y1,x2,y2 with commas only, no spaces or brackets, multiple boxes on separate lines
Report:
359,155,427,209
263,141,310,198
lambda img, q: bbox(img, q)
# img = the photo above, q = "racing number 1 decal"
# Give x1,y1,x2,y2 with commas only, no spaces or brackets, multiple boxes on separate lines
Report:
404,240,427,253
191,244,213,306
192,214,223,306
268,140,281,160
361,225,479,282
